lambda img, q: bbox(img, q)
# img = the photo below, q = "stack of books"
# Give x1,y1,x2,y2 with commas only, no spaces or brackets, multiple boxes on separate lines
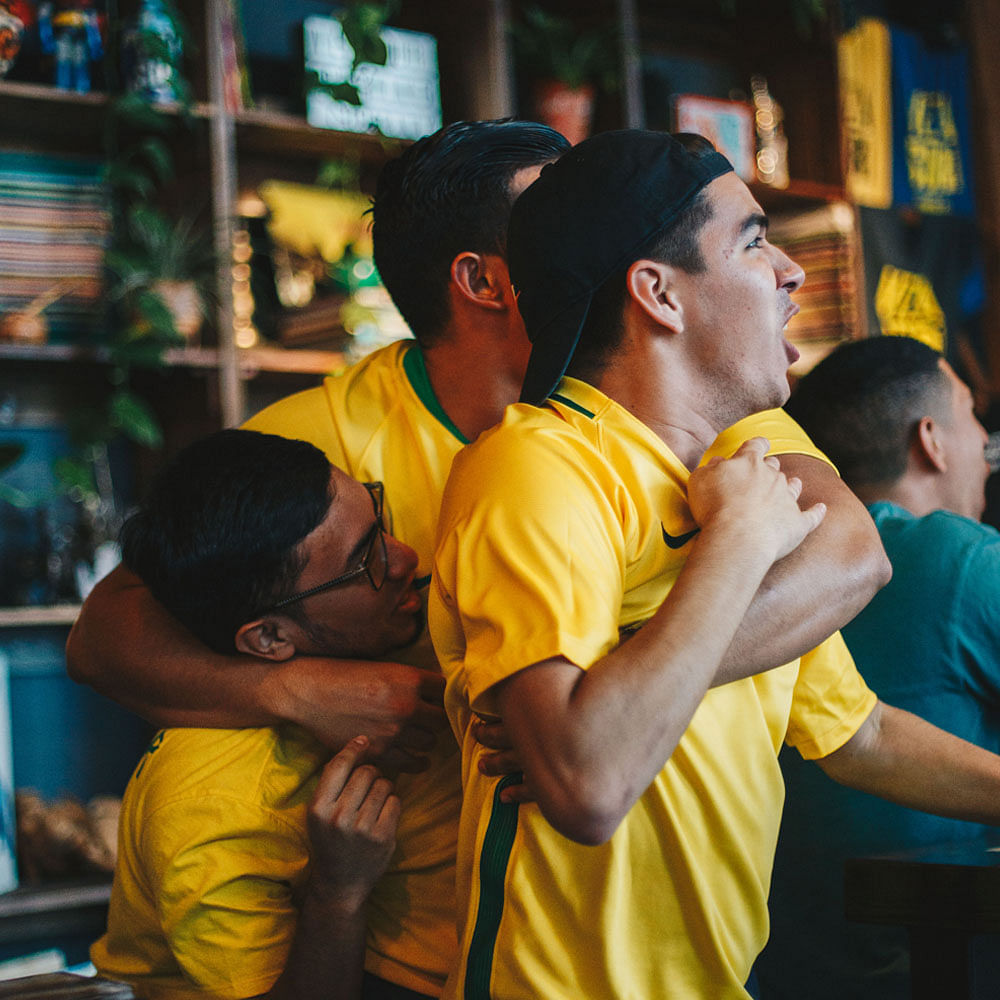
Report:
770,202,861,375
0,151,110,344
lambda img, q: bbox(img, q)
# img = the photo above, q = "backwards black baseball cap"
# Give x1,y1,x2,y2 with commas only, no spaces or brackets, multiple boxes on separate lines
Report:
509,129,734,405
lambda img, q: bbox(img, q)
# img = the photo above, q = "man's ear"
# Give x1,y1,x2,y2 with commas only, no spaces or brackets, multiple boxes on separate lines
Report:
626,259,684,334
915,415,948,473
234,618,298,661
451,252,509,312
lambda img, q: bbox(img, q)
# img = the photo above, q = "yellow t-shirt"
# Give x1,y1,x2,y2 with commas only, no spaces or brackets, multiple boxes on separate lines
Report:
91,726,328,1000
429,378,877,1000
245,340,467,994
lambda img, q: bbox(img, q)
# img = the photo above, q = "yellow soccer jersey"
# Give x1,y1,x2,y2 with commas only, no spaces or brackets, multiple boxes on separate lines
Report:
91,726,328,1000
243,340,466,994
429,377,876,1000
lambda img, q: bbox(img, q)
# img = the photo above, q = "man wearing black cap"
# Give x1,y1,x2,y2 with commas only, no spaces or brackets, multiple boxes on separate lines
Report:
429,131,1000,999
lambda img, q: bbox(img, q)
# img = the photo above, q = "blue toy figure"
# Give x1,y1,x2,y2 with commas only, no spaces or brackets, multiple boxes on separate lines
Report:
38,0,103,93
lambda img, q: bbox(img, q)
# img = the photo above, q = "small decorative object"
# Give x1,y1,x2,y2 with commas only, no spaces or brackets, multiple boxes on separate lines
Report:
673,94,756,182
0,277,80,344
38,0,104,93
751,75,789,189
511,6,618,146
15,788,119,881
121,0,183,105
0,0,35,79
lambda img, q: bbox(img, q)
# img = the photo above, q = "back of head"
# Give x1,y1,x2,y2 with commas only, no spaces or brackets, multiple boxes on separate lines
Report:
371,118,570,348
120,429,332,654
507,129,733,404
786,335,948,489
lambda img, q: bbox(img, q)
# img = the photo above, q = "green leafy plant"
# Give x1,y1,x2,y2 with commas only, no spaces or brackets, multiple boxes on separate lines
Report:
57,6,214,515
511,6,620,92
0,444,30,510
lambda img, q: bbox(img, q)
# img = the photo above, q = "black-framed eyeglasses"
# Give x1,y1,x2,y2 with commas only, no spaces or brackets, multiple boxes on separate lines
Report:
269,482,387,611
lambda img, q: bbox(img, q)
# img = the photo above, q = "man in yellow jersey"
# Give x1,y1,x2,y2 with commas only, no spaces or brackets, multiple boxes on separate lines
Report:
91,429,417,998
68,122,888,999
429,130,1000,1000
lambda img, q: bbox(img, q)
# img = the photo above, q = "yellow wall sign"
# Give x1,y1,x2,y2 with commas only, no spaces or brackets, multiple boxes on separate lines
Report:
873,265,946,351
837,18,892,209
904,90,965,214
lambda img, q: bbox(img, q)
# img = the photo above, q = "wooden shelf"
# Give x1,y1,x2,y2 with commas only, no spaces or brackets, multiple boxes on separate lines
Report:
0,877,111,949
0,606,81,628
239,345,347,376
0,342,349,378
0,81,214,152
234,107,408,161
0,342,219,370
751,178,848,210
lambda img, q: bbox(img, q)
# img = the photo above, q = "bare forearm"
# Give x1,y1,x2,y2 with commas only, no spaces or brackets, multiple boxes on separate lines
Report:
261,888,368,1000
501,519,779,844
714,456,890,684
819,701,1000,825
66,565,278,728
66,568,448,758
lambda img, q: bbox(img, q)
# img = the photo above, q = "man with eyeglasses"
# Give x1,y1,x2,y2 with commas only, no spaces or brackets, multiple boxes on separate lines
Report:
91,429,426,999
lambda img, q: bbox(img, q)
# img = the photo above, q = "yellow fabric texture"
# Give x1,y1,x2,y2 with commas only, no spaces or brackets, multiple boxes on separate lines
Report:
91,726,328,999
430,378,876,1000
244,340,464,995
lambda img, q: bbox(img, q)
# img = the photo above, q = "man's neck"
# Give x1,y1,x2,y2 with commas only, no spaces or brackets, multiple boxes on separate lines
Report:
596,354,725,470
421,336,526,441
853,478,934,518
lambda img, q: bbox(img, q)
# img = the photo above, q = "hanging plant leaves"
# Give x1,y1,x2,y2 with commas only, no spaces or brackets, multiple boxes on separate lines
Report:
0,443,25,473
303,69,363,107
109,390,163,448
339,1,398,72
53,456,98,500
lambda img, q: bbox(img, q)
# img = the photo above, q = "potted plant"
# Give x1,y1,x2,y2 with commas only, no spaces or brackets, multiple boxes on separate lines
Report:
510,5,619,144
105,203,216,346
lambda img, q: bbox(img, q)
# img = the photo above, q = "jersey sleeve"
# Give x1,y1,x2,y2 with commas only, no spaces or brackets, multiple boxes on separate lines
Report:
143,795,308,998
705,408,835,468
431,427,626,717
243,383,351,470
785,630,877,760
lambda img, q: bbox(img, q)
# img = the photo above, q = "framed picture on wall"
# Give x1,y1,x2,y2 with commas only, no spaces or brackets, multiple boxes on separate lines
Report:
672,94,755,182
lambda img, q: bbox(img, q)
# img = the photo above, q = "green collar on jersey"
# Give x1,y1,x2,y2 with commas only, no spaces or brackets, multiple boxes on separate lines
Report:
549,391,595,419
403,343,470,445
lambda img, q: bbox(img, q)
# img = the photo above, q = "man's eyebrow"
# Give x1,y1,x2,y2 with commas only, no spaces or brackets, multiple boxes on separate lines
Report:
739,212,769,237
345,519,378,567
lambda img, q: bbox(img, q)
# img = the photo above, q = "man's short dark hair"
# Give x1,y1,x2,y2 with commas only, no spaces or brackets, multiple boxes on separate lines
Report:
567,133,718,385
371,119,570,348
120,429,333,654
785,335,949,488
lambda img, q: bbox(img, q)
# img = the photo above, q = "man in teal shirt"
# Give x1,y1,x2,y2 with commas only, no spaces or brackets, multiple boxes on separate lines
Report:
758,334,1000,1000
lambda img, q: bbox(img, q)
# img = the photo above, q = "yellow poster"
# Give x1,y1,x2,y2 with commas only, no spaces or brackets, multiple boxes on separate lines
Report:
873,264,946,352
837,18,892,209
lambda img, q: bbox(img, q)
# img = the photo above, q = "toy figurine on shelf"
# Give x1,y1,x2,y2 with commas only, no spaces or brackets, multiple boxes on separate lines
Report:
38,0,103,93
0,0,35,79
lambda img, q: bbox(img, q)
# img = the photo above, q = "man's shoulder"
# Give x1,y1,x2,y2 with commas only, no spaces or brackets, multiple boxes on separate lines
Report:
453,400,601,484
127,726,324,818
874,502,1000,545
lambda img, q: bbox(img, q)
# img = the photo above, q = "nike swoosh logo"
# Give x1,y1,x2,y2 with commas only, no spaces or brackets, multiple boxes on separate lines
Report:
661,524,700,549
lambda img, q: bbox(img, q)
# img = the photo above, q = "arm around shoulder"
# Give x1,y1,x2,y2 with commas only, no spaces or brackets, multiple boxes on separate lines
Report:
66,566,446,762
